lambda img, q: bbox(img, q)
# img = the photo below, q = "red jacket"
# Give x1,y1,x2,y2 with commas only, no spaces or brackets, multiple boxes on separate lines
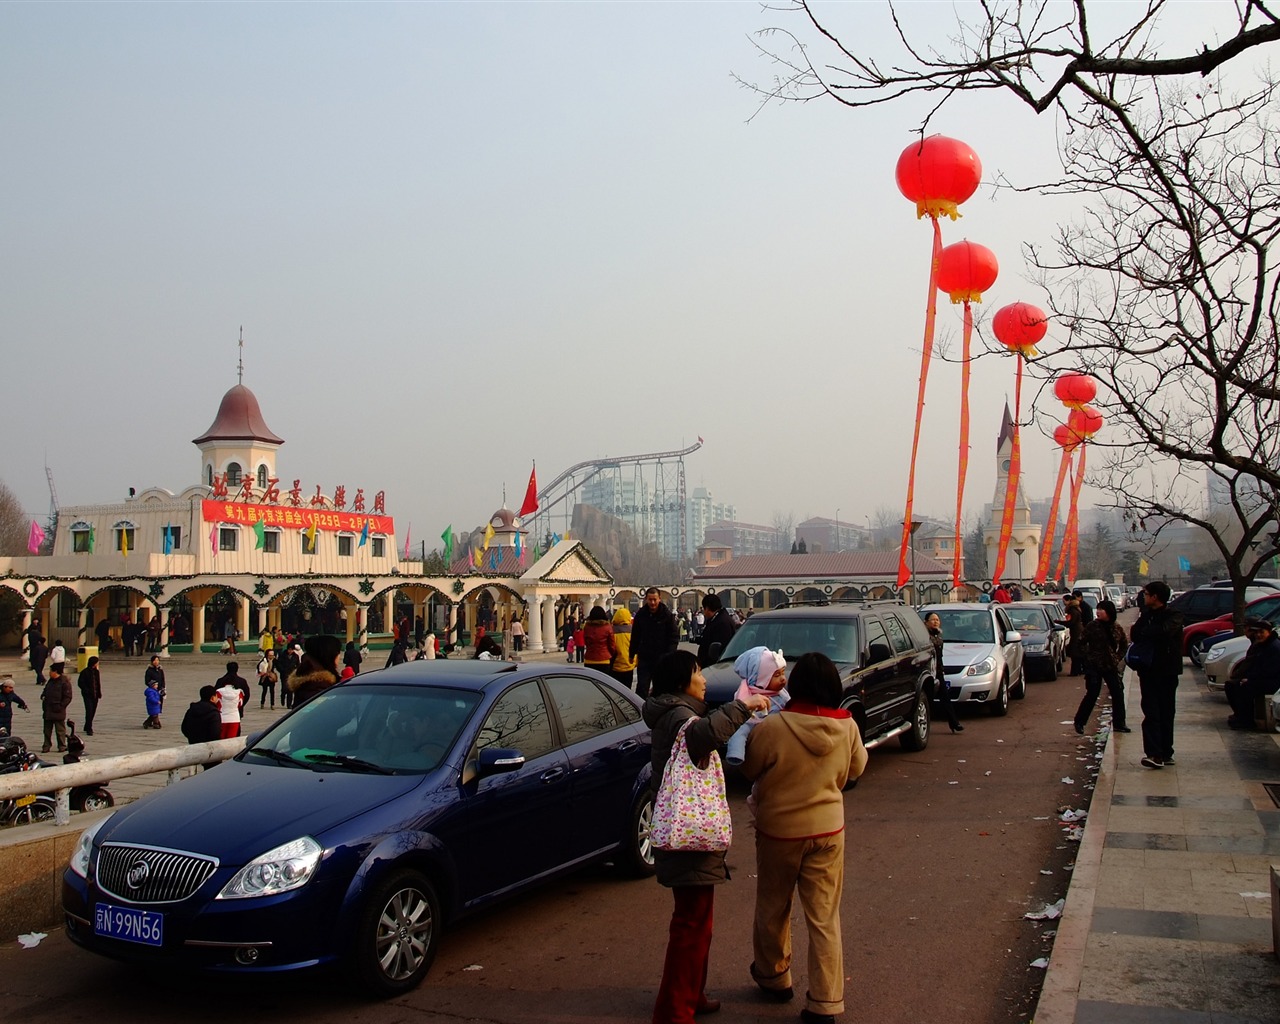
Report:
582,620,616,665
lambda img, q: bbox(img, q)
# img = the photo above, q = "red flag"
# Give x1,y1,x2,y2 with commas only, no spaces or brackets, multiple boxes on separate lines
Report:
518,463,539,517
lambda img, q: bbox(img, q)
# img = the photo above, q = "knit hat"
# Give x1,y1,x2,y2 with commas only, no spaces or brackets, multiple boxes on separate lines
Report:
733,646,785,689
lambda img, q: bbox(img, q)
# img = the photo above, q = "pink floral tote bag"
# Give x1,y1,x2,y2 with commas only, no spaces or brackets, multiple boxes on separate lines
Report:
651,718,732,852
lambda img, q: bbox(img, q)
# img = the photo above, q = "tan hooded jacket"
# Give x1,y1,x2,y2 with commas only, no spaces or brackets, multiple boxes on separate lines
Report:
740,704,868,840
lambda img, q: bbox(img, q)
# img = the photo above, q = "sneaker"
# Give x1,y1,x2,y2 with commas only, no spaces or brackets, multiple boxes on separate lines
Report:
1141,756,1164,769
1114,725,1132,733
1163,756,1175,765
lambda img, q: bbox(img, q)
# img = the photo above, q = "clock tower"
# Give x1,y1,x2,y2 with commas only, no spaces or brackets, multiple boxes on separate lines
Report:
983,404,1042,585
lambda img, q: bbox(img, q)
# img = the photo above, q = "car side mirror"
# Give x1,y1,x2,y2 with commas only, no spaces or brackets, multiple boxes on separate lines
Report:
704,642,724,665
867,642,893,665
1005,630,1023,644
476,747,524,777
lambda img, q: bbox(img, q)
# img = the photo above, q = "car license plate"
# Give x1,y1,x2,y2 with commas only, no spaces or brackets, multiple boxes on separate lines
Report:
95,903,163,946
15,794,35,808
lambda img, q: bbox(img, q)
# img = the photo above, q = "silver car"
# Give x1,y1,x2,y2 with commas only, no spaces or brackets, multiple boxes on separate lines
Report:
1203,635,1250,692
920,603,1027,716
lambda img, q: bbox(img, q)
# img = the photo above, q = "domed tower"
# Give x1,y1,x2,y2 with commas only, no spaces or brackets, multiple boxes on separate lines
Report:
984,403,1042,585
193,383,284,493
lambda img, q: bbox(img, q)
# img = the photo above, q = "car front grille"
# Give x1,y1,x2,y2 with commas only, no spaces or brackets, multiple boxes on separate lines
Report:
96,843,219,904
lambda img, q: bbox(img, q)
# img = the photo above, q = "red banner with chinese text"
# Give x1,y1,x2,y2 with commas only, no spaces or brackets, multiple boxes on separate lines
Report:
202,500,394,535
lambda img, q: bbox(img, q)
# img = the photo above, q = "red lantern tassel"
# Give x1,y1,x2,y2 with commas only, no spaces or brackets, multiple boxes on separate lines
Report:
990,356,1025,586
1034,446,1073,585
951,299,973,587
898,216,944,588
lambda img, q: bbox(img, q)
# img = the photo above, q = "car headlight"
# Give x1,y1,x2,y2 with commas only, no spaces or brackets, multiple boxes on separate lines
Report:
965,658,996,677
216,836,323,900
68,813,113,878
1204,647,1227,664
1023,643,1046,653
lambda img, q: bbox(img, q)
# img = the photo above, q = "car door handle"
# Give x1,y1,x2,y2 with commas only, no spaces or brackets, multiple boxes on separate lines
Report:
617,739,640,752
539,767,568,783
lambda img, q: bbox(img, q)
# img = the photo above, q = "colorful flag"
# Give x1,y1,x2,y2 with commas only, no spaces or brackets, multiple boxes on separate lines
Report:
402,523,411,560
210,523,219,557
483,523,495,550
253,519,266,550
551,532,562,546
1178,555,1192,572
120,527,129,559
533,545,542,562
359,519,370,547
468,546,475,570
163,524,173,555
514,531,522,560
1139,556,1150,576
518,463,539,517
87,524,95,554
441,525,454,566
306,519,317,552
27,520,44,554
488,548,498,571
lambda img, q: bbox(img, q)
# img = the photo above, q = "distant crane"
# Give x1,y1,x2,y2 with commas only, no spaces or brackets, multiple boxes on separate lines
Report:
43,463,60,552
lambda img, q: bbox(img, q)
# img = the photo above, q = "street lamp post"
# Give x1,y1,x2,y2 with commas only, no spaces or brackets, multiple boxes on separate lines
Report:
1014,547,1025,588
835,508,840,554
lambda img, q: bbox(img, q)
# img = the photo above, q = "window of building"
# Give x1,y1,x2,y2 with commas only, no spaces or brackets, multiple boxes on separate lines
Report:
162,525,182,550
71,523,92,553
55,592,82,628
257,464,268,488
219,527,239,552
302,531,316,555
263,530,280,554
206,464,214,486
372,537,385,558
227,462,242,486
114,521,135,553
338,535,353,557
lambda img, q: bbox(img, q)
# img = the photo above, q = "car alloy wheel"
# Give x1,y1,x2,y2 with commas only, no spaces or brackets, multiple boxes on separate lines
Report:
988,675,1010,717
620,793,657,877
900,688,930,751
355,869,440,997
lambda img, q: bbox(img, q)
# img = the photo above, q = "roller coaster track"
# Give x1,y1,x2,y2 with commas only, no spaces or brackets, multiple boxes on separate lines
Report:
529,440,703,557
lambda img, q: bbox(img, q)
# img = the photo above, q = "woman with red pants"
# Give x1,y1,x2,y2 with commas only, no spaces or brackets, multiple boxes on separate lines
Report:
642,650,769,1023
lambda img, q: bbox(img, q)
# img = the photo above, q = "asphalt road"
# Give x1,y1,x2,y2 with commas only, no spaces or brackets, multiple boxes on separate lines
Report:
0,647,1111,1024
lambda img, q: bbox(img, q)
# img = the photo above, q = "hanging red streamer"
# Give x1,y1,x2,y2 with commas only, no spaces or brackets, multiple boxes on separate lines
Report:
1055,444,1088,583
1034,444,1074,585
991,357,1025,585
951,303,973,587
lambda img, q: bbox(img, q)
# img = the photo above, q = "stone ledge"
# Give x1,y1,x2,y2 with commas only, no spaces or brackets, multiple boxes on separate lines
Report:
0,811,111,940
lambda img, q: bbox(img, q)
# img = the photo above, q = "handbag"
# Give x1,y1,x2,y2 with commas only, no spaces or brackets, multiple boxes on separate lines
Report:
651,718,733,852
1125,640,1154,670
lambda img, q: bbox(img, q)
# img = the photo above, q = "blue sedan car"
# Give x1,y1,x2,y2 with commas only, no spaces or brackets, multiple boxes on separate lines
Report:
63,661,654,996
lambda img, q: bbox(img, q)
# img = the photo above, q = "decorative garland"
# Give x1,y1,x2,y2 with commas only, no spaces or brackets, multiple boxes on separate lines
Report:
22,580,38,597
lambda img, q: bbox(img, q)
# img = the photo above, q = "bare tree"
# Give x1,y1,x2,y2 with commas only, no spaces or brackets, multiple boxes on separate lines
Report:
0,480,28,556
771,510,796,552
741,1,1280,623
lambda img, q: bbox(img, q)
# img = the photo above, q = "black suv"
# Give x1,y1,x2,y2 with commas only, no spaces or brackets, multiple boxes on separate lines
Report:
701,603,937,751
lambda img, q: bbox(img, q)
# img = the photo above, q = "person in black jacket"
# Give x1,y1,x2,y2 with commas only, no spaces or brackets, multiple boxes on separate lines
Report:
1129,581,1184,769
344,641,363,676
696,593,736,669
1225,618,1280,729
181,686,224,770
29,637,48,687
77,656,102,735
631,588,679,700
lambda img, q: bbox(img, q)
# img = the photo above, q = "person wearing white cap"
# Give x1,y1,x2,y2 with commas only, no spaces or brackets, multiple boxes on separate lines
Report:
725,646,788,766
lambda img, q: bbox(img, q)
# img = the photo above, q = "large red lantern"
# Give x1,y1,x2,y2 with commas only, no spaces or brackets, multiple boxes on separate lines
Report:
1053,423,1083,450
989,300,1048,587
936,241,999,303
1054,374,1097,410
992,302,1048,358
894,136,983,591
895,136,983,221
1068,405,1104,437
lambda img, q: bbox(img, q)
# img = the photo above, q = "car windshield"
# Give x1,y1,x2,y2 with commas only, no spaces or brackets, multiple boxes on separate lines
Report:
245,684,482,774
1005,608,1049,632
720,616,860,665
928,609,995,644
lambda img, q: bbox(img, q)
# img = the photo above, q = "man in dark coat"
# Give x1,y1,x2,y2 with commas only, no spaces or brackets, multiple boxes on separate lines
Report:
630,588,679,700
1130,580,1184,769
29,636,48,687
40,665,74,753
1225,618,1280,729
77,656,102,735
181,685,225,771
696,593,736,669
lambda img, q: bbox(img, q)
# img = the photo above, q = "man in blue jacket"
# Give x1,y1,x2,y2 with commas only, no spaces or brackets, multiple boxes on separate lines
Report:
1225,618,1280,729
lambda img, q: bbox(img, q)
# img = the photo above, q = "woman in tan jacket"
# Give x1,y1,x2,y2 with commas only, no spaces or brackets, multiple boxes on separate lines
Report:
740,652,868,1024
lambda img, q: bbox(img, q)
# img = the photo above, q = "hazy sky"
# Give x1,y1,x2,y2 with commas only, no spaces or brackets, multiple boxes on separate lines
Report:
0,2,1238,541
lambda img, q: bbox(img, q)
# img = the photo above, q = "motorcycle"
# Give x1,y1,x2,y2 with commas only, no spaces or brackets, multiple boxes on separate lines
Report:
0,734,58,825
62,721,115,812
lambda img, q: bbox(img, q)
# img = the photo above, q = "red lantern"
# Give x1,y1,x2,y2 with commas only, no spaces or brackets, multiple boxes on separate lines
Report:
936,241,998,303
1068,405,1104,437
896,136,982,221
1054,374,1097,410
1053,423,1082,450
992,302,1048,358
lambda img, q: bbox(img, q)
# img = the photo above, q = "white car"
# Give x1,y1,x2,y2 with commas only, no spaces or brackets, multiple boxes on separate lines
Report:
920,603,1026,716
1203,635,1250,691
1106,585,1127,610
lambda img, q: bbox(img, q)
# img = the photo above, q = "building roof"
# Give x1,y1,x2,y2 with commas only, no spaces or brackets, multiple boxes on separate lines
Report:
693,550,950,581
997,402,1015,452
193,384,285,446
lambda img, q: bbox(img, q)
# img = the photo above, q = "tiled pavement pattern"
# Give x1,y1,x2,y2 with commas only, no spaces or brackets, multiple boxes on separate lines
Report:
1036,670,1280,1024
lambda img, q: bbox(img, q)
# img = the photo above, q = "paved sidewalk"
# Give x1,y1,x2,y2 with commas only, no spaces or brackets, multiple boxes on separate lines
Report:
1036,669,1280,1023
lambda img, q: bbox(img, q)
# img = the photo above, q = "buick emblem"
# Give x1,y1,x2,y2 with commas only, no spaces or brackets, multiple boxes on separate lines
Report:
126,860,150,890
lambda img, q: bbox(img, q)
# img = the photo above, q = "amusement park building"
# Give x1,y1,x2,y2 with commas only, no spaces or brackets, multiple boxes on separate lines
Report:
0,382,639,659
